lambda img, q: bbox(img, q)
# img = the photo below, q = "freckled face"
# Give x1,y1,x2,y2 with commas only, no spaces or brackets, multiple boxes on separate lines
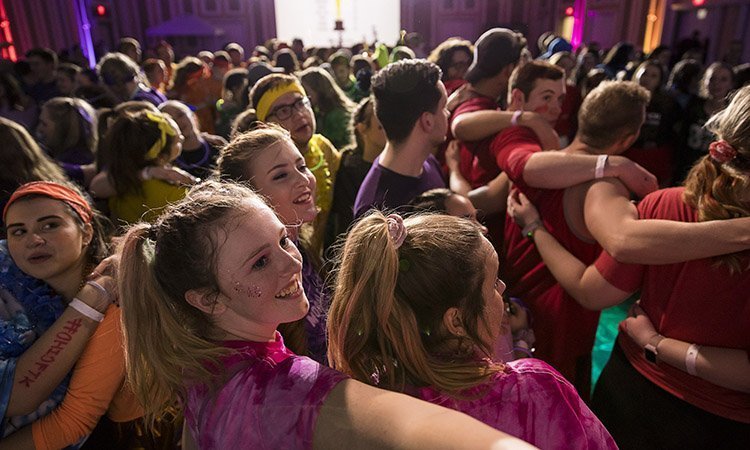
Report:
212,201,308,336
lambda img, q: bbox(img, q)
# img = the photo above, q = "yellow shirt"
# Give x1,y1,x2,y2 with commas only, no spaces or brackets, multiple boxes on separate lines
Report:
109,179,188,225
303,134,341,257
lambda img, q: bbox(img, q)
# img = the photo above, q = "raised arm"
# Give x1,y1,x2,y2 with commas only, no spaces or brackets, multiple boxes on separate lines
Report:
584,179,750,264
622,305,750,393
506,192,632,310
315,378,537,450
4,279,113,417
452,110,560,150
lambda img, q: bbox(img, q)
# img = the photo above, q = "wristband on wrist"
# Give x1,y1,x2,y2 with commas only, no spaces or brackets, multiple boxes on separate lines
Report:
511,110,523,126
685,343,700,376
141,166,153,180
644,334,664,363
595,154,608,179
521,220,543,239
68,298,105,322
85,280,110,301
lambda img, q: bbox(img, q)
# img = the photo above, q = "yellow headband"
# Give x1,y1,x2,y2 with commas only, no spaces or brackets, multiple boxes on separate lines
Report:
144,112,177,161
256,81,307,122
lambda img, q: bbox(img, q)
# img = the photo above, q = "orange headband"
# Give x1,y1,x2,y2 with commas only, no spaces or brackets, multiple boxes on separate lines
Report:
3,181,93,224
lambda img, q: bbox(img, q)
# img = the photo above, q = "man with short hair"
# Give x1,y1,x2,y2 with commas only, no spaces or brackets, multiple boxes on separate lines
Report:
353,60,448,218
24,48,59,104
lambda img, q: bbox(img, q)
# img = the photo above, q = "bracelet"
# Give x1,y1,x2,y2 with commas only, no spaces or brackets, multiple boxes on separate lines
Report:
68,298,105,322
595,154,608,179
521,220,543,239
685,343,700,376
86,280,110,300
511,110,523,126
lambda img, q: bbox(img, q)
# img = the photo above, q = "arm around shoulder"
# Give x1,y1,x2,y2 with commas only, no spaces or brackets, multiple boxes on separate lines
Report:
314,379,538,449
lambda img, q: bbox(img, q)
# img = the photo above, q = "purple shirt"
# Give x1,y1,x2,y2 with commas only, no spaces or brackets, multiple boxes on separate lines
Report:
413,359,617,450
133,86,166,106
299,244,329,364
185,333,347,450
353,153,446,218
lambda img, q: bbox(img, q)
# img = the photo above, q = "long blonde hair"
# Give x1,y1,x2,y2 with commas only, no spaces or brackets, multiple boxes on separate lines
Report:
328,212,503,394
684,85,750,272
118,181,265,422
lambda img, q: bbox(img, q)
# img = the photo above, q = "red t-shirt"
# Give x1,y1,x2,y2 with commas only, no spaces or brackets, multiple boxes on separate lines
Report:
451,96,502,188
496,127,602,394
594,187,750,423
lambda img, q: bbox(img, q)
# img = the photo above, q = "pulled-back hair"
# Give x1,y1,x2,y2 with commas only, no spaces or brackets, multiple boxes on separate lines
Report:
684,85,750,272
409,188,454,213
216,124,310,354
41,97,97,159
103,110,178,195
119,181,265,422
328,212,502,394
97,52,142,100
371,59,442,144
216,123,291,182
248,73,298,112
577,81,651,148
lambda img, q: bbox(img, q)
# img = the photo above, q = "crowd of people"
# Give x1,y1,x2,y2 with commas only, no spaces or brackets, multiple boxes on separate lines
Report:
0,26,748,450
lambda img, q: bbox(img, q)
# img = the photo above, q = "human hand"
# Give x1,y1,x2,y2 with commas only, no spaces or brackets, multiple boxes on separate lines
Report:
506,190,540,228
147,166,199,185
522,112,560,151
607,156,658,199
620,303,659,348
445,139,461,173
78,275,116,313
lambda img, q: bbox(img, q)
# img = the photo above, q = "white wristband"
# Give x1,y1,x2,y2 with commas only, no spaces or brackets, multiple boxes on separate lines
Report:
511,110,523,126
685,343,700,376
69,298,105,322
141,166,153,180
595,154,608,179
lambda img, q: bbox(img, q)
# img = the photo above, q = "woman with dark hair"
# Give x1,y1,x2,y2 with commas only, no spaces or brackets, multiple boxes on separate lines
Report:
299,67,355,149
96,52,166,107
678,61,735,182
428,38,473,94
1,181,141,448
36,97,97,186
273,48,300,74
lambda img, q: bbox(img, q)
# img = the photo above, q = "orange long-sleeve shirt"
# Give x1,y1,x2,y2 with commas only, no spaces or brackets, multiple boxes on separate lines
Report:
31,305,143,450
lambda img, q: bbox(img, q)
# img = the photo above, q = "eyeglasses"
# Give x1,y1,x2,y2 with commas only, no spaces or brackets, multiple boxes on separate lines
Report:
268,97,311,121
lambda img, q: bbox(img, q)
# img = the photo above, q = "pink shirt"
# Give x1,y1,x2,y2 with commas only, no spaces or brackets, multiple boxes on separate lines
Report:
185,333,347,449
413,359,617,449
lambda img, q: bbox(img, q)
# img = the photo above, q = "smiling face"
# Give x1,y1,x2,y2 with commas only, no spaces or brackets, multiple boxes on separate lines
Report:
522,78,566,125
5,197,92,293
246,138,317,227
208,200,308,340
267,91,316,147
705,65,734,100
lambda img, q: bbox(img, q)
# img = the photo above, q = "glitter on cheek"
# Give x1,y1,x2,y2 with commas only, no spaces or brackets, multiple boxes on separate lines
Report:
233,281,262,298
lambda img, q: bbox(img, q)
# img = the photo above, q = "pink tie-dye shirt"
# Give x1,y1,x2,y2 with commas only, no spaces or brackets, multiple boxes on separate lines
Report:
413,358,617,450
184,332,347,450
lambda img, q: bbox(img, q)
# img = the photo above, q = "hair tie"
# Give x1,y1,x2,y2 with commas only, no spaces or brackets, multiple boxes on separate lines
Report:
386,214,407,249
709,140,737,164
3,181,93,224
144,112,177,161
